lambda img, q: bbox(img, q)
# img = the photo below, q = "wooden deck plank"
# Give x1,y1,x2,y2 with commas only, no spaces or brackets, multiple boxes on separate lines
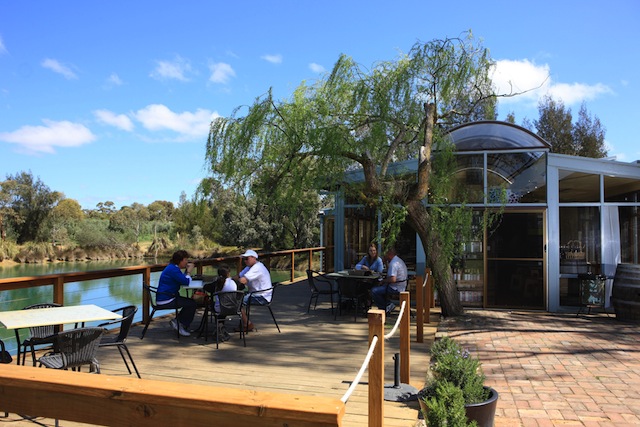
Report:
8,280,440,426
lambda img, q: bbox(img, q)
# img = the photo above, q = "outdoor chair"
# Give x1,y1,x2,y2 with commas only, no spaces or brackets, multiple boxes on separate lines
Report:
200,290,246,348
140,285,180,340
336,279,370,322
385,279,409,313
246,283,281,333
38,327,105,373
97,305,141,378
306,270,339,314
18,303,62,366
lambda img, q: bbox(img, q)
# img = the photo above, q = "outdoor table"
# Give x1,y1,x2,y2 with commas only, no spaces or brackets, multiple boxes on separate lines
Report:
0,304,121,365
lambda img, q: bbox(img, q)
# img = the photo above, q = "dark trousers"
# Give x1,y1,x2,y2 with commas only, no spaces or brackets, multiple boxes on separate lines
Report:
157,296,197,328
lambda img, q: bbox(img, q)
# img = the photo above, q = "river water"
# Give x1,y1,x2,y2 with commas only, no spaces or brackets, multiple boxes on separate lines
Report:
0,259,165,354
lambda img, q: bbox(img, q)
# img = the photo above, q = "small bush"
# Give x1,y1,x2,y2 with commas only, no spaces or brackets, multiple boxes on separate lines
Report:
424,381,478,427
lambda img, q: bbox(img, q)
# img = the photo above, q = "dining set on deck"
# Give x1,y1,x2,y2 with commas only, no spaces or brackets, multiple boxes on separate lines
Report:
140,274,281,348
307,268,410,321
0,301,141,388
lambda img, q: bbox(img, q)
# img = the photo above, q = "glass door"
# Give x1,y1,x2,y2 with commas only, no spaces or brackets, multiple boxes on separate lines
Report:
486,211,546,309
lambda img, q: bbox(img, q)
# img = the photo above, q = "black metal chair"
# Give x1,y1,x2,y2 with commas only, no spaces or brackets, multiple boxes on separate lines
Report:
306,270,339,314
245,283,281,333
38,327,105,373
18,303,62,366
201,290,246,348
140,285,180,340
335,278,370,322
97,305,141,378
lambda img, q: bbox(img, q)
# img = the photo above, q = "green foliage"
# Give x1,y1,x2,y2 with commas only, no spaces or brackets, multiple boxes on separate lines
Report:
424,381,478,427
206,32,499,316
0,240,18,261
423,337,489,405
533,96,607,158
1,171,62,244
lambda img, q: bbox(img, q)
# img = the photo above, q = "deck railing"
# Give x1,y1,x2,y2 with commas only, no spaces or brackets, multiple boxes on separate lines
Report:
0,246,436,426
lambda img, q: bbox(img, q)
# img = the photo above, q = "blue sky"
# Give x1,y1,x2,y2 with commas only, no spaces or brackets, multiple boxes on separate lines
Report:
1,1,639,210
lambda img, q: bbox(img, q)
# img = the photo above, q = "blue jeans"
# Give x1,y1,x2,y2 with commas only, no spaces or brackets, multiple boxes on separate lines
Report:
371,285,398,310
157,296,197,328
243,294,270,306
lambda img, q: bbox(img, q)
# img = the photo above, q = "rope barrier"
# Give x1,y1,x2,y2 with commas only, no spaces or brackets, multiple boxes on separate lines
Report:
340,335,379,403
384,300,406,340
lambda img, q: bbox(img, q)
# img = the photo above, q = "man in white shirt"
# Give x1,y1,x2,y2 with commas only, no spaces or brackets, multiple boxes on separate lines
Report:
235,249,273,331
371,247,408,314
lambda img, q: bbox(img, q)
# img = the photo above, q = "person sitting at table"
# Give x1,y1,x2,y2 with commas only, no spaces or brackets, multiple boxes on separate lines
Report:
233,249,273,332
370,246,408,314
212,265,237,341
355,243,384,273
156,250,197,337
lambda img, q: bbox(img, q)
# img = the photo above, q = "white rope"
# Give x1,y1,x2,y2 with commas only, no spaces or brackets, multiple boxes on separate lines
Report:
384,300,406,339
340,335,379,403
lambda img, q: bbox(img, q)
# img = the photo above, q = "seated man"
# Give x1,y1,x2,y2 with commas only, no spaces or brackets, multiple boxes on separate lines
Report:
370,247,407,314
234,249,273,331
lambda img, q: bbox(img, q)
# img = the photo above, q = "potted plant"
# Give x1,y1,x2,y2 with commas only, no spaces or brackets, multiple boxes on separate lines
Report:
418,336,498,427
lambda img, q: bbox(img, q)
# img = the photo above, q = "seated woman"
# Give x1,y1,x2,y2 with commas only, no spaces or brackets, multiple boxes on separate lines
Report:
355,243,384,273
156,250,197,337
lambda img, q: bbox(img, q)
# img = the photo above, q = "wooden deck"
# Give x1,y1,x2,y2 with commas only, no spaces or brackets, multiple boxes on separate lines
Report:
6,280,440,427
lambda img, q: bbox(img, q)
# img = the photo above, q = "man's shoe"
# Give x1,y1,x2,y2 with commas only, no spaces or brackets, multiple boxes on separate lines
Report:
178,323,191,337
385,302,396,314
169,319,179,331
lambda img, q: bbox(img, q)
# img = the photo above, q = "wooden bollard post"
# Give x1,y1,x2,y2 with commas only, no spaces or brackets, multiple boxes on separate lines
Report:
368,309,385,427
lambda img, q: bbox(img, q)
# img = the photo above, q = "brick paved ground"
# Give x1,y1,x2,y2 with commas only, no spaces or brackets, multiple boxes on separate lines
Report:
438,310,640,427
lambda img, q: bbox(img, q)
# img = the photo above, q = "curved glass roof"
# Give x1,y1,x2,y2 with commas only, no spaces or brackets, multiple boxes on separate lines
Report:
446,121,551,151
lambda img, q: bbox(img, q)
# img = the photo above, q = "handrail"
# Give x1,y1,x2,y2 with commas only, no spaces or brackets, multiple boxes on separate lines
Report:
0,247,327,327
0,363,345,426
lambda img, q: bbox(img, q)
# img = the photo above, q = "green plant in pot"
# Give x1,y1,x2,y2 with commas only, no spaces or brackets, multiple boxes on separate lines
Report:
419,336,498,427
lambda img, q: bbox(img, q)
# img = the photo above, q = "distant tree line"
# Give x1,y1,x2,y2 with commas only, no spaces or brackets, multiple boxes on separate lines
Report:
0,171,321,262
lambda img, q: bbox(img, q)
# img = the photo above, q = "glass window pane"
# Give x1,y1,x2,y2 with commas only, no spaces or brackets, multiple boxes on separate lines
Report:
619,206,640,264
559,170,600,202
604,176,640,202
559,207,601,274
453,154,484,203
487,152,547,204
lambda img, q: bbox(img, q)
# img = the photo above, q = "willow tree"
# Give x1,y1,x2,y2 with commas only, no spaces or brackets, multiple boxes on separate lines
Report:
206,32,498,317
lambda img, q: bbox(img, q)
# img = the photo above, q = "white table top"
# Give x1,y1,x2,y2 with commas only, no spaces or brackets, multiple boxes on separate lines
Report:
183,279,204,289
0,304,121,330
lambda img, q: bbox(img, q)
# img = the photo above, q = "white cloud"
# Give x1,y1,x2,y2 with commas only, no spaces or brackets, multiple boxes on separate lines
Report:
93,109,134,131
0,35,7,54
150,56,192,81
0,120,95,154
261,54,282,64
208,62,236,84
133,104,219,138
107,73,123,86
309,63,325,73
41,58,78,80
491,59,612,108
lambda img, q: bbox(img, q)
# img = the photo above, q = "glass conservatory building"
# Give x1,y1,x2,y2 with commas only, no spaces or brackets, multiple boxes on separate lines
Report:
323,121,640,312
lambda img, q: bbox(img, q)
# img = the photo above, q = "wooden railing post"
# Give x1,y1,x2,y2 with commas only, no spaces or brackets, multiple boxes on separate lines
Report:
142,267,151,325
416,274,424,343
368,309,384,427
291,252,295,282
400,292,410,384
53,276,64,306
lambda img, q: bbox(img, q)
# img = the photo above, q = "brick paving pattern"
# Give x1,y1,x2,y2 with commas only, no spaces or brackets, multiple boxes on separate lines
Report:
438,310,640,427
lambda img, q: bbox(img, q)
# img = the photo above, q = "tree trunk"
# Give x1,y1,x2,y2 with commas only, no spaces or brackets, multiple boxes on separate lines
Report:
406,200,464,317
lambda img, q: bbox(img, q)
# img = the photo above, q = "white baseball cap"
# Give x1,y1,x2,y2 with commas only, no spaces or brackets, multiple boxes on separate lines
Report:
241,249,259,259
